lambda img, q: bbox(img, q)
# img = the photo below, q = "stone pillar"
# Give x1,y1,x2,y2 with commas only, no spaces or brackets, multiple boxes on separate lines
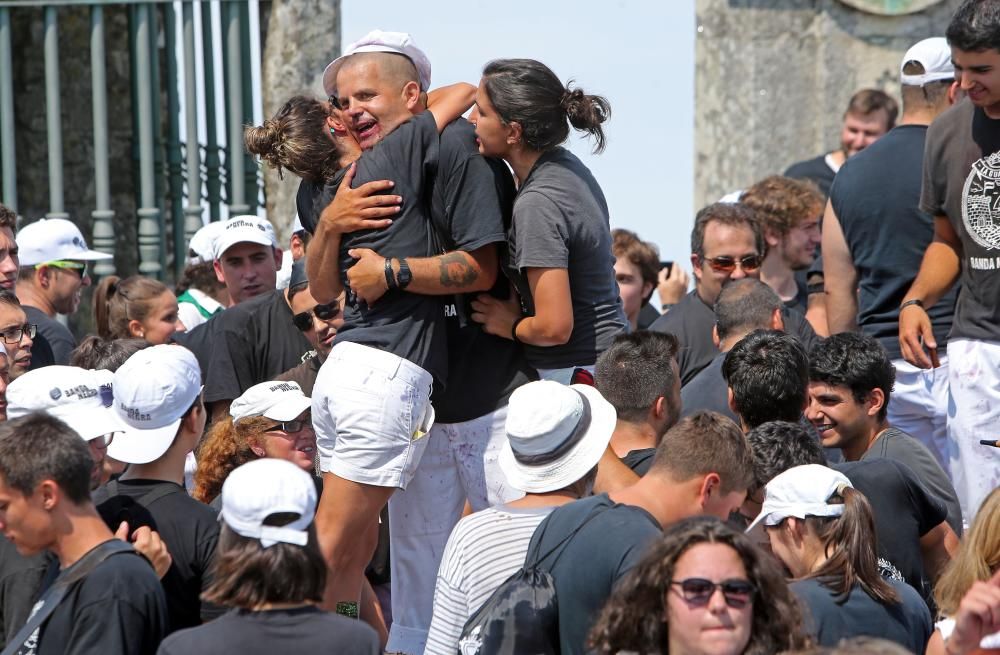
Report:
260,0,339,244
695,0,960,209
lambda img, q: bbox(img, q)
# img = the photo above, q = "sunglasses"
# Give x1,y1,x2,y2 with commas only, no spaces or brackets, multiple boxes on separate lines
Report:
265,418,310,434
292,302,340,332
670,578,756,609
41,260,88,279
703,254,762,274
0,323,36,344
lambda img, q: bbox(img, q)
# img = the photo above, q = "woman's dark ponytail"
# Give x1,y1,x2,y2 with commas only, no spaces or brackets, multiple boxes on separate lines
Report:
561,86,610,153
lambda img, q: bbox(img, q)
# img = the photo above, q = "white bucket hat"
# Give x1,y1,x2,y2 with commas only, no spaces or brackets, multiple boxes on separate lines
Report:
746,464,853,533
499,381,616,494
230,380,312,425
220,458,317,547
6,366,123,442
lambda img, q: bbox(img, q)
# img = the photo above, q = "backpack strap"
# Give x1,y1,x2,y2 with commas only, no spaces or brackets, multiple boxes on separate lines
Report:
526,502,611,569
137,482,183,507
1,540,135,655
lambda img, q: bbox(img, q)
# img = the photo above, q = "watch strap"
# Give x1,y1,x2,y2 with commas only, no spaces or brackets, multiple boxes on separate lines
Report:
384,258,398,291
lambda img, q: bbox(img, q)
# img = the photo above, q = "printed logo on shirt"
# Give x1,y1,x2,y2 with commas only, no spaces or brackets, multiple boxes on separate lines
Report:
458,625,483,655
962,151,1000,251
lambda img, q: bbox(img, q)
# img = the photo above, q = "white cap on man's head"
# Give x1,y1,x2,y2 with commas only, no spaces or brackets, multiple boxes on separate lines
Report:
322,29,432,97
746,464,853,533
6,366,122,442
17,218,113,266
230,380,312,425
901,37,955,87
213,215,279,260
187,221,228,266
220,458,317,548
107,345,202,464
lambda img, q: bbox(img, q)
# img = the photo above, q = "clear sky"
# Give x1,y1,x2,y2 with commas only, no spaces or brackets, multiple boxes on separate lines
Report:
342,0,696,268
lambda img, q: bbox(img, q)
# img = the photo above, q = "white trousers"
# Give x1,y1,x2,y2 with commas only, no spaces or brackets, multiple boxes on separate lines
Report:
889,356,950,473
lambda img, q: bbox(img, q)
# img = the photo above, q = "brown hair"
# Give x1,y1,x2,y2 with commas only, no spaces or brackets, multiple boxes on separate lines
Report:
0,289,20,310
175,261,226,297
740,176,824,237
690,202,766,259
845,89,899,129
69,335,150,371
801,487,899,605
0,204,15,232
589,516,811,655
611,229,660,295
192,415,272,504
92,275,171,340
934,488,1000,616
202,518,326,609
649,411,755,495
245,95,341,182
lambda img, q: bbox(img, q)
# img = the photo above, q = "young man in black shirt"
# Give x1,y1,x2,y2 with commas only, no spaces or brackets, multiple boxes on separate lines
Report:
650,203,818,385
824,38,959,473
0,413,167,655
594,331,681,478
93,345,218,633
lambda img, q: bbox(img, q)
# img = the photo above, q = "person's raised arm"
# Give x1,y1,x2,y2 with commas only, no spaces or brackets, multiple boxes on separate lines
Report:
900,215,962,369
822,200,860,334
427,83,477,133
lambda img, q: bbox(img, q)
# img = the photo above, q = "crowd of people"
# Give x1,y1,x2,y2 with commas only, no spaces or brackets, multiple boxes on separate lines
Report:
0,1,999,653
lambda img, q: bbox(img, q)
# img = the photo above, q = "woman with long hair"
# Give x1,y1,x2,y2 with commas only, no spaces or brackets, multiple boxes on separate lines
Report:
927,488,1000,655
468,58,626,384
156,458,379,654
589,515,810,655
750,464,933,652
92,275,180,344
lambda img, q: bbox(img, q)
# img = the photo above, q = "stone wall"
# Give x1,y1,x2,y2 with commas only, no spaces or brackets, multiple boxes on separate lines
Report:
695,0,960,208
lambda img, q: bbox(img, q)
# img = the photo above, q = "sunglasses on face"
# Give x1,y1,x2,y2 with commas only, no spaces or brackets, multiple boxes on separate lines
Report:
703,254,762,274
0,323,36,344
41,260,88,279
265,418,311,434
292,302,340,332
670,578,756,609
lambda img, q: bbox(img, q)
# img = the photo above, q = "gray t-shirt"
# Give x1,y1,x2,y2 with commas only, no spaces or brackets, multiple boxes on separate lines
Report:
861,427,963,535
508,147,626,369
921,98,1000,341
334,110,447,383
23,306,74,366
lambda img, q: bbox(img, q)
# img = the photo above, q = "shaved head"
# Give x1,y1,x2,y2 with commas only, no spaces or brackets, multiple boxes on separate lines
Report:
340,52,419,88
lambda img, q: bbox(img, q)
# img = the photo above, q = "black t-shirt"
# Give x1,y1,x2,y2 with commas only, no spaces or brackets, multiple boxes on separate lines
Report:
922,98,1000,341
792,578,932,653
24,329,55,372
156,606,379,655
23,306,74,366
637,303,660,330
334,110,447,383
832,124,956,359
30,541,168,655
174,290,312,404
680,353,739,424
0,535,48,648
834,459,947,607
531,493,661,655
92,479,220,632
861,427,963,534
785,153,837,198
506,147,627,369
650,289,820,385
621,449,656,476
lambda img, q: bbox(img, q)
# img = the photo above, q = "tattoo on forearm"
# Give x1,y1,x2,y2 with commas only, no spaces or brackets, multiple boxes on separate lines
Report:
438,252,479,288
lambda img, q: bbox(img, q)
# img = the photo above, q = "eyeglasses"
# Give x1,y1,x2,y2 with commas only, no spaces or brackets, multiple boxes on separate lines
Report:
265,418,310,434
670,578,756,609
292,302,340,332
0,323,35,344
94,433,116,448
703,255,762,274
40,260,88,279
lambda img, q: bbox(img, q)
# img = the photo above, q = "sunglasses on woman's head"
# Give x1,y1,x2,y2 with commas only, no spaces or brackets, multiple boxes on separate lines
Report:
292,302,340,332
704,254,762,274
670,578,756,608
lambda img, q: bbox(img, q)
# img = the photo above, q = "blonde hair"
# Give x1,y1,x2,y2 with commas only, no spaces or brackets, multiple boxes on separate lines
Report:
934,488,1000,616
192,415,272,504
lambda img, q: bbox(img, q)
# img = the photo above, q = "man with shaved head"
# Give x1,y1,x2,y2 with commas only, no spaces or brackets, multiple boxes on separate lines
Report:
309,32,530,654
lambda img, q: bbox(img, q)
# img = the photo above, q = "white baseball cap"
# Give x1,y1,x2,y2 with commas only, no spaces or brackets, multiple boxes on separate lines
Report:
746,464,853,533
213,215,279,260
6,366,123,442
17,218,113,266
499,381,616,494
219,458,317,547
108,345,203,464
323,29,432,97
901,37,955,87
230,380,312,424
187,221,228,266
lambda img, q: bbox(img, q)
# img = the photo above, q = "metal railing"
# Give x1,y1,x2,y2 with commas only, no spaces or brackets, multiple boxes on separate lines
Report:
0,0,265,280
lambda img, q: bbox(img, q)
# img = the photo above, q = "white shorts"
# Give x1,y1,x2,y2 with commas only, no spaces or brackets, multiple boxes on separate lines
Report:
312,342,435,489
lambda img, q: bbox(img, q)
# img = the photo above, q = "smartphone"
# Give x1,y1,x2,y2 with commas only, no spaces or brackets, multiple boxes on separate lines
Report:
660,261,673,276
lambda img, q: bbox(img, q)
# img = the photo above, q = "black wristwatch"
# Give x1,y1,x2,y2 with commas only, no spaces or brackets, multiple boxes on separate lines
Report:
396,258,413,290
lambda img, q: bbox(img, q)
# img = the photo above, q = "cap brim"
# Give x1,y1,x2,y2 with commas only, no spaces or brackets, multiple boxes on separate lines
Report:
50,405,125,442
745,510,772,535
214,233,275,260
71,249,114,261
498,384,616,494
106,418,182,464
262,395,312,422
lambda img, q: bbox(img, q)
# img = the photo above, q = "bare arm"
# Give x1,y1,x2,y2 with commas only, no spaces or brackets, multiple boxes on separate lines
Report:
592,445,640,494
427,83,477,132
404,245,498,295
470,267,574,346
822,200,860,334
920,519,960,582
900,216,963,368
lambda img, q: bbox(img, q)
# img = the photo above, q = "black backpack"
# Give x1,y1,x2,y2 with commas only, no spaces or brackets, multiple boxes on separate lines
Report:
456,504,609,655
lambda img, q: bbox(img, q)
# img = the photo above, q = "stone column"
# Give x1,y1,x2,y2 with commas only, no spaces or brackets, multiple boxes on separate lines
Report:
260,0,339,243
695,0,959,208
